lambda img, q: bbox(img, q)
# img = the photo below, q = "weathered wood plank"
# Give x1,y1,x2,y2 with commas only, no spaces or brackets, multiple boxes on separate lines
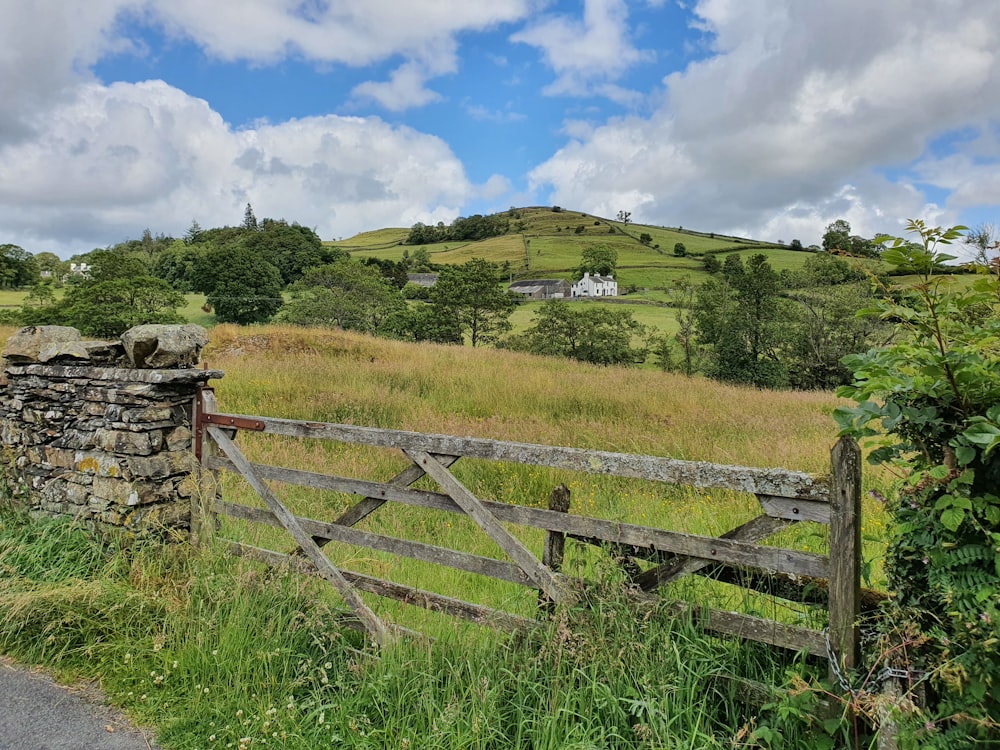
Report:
191,387,220,548
216,501,534,587
632,514,790,591
542,485,571,572
208,412,829,500
657,599,827,656
228,542,536,632
207,426,389,645
332,454,459,530
226,541,824,654
208,456,829,579
685,565,888,612
540,485,571,611
757,495,831,524
406,449,572,604
829,436,862,674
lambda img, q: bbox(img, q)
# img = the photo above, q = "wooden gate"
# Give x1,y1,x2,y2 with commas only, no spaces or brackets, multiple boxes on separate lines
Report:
192,388,865,672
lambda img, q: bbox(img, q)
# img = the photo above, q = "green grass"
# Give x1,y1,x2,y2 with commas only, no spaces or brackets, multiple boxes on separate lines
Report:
509,300,681,337
338,207,819,289
0,323,892,748
0,510,834,749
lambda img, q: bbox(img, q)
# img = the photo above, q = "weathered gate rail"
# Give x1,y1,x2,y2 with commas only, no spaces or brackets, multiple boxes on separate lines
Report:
194,389,863,671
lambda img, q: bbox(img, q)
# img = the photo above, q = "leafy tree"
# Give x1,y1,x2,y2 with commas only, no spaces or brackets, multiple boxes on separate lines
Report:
639,232,652,245
405,214,508,245
251,220,330,285
360,257,409,289
23,249,184,336
964,222,998,268
789,238,803,251
616,210,631,225
279,258,404,334
821,219,852,253
672,281,699,377
505,301,647,365
153,241,206,292
577,245,618,277
0,244,39,288
785,281,884,389
695,254,790,388
205,244,284,325
383,304,463,344
835,221,1000,744
702,254,721,274
428,258,515,347
32,252,66,282
673,242,686,256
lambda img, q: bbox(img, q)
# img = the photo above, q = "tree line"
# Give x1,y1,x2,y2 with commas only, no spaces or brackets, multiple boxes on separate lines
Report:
5,210,995,393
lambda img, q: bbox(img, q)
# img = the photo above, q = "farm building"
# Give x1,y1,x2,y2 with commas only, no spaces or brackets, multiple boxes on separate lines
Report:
508,279,572,300
406,273,439,288
571,272,618,298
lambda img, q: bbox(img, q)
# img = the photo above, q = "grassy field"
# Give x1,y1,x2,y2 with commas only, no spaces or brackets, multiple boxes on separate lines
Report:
0,322,891,748
336,206,818,287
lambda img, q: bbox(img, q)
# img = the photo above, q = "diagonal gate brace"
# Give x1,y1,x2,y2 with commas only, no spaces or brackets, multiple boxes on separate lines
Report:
207,426,390,645
405,449,571,605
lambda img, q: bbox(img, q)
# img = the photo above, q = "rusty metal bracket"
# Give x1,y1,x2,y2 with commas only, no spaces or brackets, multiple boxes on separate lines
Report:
202,413,266,431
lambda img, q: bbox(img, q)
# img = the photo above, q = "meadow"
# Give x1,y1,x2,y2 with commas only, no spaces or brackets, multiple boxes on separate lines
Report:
0,322,892,749
333,206,808,291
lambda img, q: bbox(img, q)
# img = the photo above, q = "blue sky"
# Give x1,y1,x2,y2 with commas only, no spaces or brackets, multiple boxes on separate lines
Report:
1,1,999,258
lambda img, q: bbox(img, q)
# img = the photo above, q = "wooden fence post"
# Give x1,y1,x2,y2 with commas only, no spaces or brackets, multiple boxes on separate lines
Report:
829,436,862,678
540,484,571,611
191,387,219,548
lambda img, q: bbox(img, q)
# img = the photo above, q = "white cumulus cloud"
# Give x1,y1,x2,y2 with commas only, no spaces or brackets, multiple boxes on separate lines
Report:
530,0,1000,244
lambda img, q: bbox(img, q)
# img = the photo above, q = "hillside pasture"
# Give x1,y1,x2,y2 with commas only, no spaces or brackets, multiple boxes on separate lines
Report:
326,226,408,250
508,299,681,337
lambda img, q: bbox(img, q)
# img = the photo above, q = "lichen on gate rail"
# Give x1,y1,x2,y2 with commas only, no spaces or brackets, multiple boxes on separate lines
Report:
0,325,223,536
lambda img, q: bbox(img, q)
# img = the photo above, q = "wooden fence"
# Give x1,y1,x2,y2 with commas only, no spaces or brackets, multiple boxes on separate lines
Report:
192,388,865,673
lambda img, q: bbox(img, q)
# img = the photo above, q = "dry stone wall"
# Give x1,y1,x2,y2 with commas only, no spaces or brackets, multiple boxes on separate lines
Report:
0,325,222,536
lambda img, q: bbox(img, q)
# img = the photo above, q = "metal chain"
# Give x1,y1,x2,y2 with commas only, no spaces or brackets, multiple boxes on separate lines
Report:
824,627,857,696
824,628,926,694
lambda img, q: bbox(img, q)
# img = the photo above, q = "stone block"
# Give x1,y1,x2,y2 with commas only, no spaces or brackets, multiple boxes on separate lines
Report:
94,428,160,456
2,326,82,363
126,452,197,479
91,476,138,505
44,447,77,469
121,324,209,368
73,451,122,477
165,425,193,451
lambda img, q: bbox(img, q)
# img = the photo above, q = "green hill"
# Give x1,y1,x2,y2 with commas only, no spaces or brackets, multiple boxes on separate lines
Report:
328,206,814,300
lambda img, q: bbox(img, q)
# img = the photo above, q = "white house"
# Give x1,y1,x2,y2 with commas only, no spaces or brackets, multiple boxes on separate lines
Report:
69,262,92,277
571,272,618,298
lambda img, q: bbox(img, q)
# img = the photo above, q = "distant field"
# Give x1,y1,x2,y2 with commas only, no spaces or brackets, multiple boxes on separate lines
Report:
326,226,408,249
338,206,820,288
509,299,681,338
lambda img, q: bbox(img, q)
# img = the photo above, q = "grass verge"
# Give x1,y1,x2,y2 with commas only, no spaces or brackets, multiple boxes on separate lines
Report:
0,510,854,749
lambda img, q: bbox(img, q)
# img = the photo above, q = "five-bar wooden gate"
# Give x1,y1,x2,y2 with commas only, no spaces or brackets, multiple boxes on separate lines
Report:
193,388,865,672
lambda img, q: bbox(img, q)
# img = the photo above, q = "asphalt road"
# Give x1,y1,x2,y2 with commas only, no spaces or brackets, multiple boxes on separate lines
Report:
0,658,159,750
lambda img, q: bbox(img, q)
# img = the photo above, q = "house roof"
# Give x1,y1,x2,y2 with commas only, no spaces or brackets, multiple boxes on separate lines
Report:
509,279,569,291
406,273,439,287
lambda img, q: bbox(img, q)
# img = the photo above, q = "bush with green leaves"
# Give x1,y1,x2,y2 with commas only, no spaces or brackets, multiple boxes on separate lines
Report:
834,221,1000,746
